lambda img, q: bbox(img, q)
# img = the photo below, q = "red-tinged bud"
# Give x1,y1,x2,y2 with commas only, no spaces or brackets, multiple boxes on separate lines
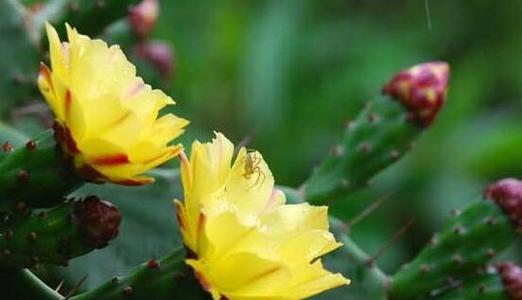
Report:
136,41,175,80
497,262,522,300
73,196,121,248
484,178,522,233
128,0,159,39
383,62,449,128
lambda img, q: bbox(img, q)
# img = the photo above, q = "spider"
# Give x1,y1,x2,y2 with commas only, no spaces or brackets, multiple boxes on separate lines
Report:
241,150,266,188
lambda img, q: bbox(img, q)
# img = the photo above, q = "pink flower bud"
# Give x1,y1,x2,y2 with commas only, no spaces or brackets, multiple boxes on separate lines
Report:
383,62,449,128
497,262,522,300
128,0,159,39
484,178,522,233
136,41,175,80
73,196,122,248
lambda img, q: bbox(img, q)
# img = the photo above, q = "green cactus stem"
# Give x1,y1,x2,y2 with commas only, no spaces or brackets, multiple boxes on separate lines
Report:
69,247,208,300
389,199,516,299
0,129,82,210
304,62,449,205
0,196,121,268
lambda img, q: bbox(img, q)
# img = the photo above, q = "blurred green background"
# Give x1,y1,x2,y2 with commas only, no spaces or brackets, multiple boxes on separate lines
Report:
153,0,522,273
8,0,522,298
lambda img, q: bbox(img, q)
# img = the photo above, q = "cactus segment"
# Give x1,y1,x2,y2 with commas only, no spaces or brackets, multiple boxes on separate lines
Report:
0,129,82,210
304,95,420,204
69,247,208,300
390,200,516,299
304,62,449,205
0,196,121,268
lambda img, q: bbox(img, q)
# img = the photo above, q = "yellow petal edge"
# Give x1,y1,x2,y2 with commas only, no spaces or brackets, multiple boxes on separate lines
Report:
175,133,349,299
38,23,188,185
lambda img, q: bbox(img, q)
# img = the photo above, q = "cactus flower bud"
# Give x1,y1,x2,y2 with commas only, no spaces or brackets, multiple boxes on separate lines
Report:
128,0,159,39
383,62,449,127
497,262,522,300
136,41,175,80
73,196,122,248
485,178,522,233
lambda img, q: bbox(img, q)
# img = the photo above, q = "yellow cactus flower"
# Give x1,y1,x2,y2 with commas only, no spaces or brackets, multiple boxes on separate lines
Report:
175,133,349,299
38,23,188,185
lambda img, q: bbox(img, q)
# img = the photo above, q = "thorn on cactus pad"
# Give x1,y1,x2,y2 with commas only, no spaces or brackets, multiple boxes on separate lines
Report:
2,141,13,152
486,248,496,258
496,262,522,300
38,211,48,220
484,216,498,226
95,0,105,8
484,178,522,234
449,209,461,216
359,142,372,154
451,254,463,265
67,1,79,11
453,225,465,235
5,230,13,240
28,232,37,241
147,258,160,269
420,264,432,274
340,179,350,188
12,73,25,85
17,170,29,182
72,196,122,248
331,145,344,157
389,150,400,160
367,113,379,123
345,120,356,130
123,286,133,296
25,140,37,150
16,202,27,213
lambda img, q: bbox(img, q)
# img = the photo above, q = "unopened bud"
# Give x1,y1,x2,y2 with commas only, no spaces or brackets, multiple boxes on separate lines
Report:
73,196,121,248
497,262,522,299
383,62,449,128
128,0,159,39
136,41,174,80
485,178,522,233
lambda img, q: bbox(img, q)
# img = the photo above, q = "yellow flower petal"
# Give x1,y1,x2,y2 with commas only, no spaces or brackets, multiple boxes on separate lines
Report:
39,23,188,184
175,133,349,299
